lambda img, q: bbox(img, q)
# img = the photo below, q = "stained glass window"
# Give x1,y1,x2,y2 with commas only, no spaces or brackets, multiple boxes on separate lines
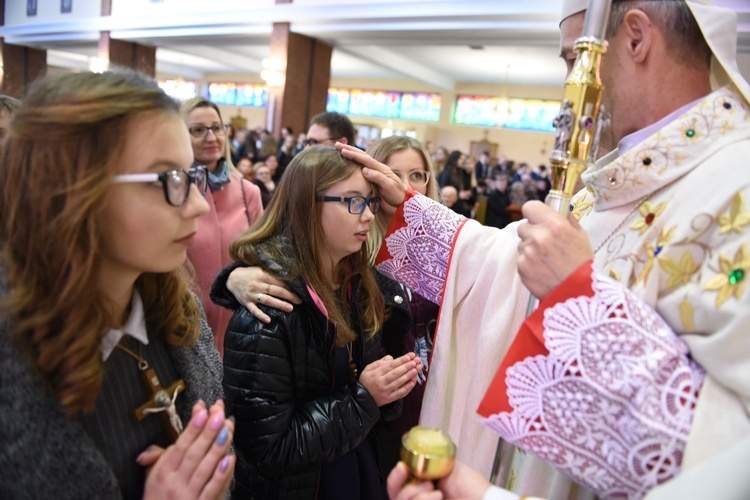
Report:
208,82,268,107
454,95,560,132
328,87,441,122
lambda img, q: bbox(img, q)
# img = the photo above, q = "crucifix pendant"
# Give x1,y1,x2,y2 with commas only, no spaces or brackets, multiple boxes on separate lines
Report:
132,363,186,442
349,359,358,381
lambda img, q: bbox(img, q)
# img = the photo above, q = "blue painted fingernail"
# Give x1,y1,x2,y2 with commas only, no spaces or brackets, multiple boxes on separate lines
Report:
216,426,230,446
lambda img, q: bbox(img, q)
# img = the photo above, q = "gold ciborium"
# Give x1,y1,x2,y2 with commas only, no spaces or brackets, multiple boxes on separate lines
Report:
400,426,456,480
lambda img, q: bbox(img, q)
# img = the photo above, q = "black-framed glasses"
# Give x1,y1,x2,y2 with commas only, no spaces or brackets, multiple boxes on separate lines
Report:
188,123,226,139
305,137,333,147
112,166,208,207
318,195,381,215
393,170,430,187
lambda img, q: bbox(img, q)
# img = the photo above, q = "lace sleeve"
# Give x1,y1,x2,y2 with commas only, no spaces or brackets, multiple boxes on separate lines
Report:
376,191,466,304
480,264,705,499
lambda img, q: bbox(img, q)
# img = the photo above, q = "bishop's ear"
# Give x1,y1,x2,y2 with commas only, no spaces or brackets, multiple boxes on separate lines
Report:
620,8,654,64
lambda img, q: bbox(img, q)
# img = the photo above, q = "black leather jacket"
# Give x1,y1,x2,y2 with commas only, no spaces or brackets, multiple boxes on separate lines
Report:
212,257,410,499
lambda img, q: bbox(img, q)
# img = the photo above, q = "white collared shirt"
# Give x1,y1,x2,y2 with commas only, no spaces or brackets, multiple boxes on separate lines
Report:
99,290,149,361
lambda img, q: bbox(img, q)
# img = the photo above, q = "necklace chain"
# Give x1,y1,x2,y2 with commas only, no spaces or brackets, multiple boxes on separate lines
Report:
116,340,149,371
593,193,652,254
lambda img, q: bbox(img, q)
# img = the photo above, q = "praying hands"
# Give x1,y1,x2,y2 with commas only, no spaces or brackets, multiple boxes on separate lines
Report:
137,400,235,500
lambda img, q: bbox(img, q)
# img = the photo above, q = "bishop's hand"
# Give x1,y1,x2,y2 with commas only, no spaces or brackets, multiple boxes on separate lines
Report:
336,142,407,208
517,201,594,300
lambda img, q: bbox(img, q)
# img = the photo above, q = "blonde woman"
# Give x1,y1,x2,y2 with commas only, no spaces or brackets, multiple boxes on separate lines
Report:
182,97,263,356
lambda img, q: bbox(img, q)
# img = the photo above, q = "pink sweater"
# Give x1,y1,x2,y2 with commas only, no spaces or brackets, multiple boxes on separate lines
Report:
188,174,263,356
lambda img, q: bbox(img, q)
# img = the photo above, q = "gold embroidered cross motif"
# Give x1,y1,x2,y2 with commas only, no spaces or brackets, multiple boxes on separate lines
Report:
703,244,750,307
659,252,701,290
636,226,677,285
717,192,750,234
569,194,593,221
630,201,669,235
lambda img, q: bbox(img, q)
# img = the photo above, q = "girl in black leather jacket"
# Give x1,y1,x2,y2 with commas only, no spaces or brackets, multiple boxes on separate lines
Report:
213,146,421,499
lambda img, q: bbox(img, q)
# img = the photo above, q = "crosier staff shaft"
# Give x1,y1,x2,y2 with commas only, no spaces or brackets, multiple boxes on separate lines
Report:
525,0,610,315
490,0,612,487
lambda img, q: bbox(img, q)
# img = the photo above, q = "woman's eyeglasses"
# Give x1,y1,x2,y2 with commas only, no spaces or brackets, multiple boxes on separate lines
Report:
393,170,430,188
188,124,226,139
318,195,381,215
112,166,208,207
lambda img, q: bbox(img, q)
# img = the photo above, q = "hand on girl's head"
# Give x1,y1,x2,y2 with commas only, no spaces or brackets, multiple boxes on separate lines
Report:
359,352,422,407
141,399,235,500
335,142,406,207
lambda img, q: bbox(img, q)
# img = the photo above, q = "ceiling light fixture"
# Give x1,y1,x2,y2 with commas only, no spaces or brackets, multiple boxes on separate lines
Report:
89,56,109,73
261,57,286,87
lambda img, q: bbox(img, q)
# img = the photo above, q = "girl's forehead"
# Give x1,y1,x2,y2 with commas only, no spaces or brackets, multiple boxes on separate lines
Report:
329,168,371,192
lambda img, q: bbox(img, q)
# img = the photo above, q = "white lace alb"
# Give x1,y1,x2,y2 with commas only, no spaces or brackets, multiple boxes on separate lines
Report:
482,269,705,499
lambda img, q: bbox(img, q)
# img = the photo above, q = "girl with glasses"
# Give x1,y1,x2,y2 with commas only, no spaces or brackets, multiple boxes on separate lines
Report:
225,137,439,323
212,146,421,499
222,137,441,473
0,71,233,498
182,97,263,357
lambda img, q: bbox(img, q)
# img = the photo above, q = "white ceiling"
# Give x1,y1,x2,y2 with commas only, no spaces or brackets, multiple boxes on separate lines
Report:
3,0,750,90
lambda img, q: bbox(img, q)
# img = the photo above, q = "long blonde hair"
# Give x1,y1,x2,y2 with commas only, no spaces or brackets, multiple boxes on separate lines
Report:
230,146,385,346
365,136,439,263
0,71,203,415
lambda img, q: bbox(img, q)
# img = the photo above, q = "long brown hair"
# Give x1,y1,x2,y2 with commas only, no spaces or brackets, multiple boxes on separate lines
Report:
0,71,203,415
230,146,385,346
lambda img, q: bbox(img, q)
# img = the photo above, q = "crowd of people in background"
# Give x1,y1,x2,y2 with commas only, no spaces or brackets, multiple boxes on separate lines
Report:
433,149,551,228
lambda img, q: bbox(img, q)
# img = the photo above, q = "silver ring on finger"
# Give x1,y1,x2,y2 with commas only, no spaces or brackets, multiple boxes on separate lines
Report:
264,283,271,294
257,293,264,304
